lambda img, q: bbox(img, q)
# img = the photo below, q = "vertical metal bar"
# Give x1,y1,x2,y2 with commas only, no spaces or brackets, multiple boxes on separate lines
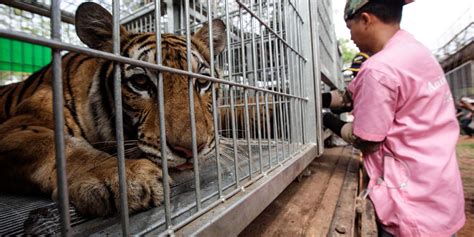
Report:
296,3,302,147
279,0,289,158
51,1,71,235
275,0,286,160
289,1,295,153
257,0,271,169
155,0,172,229
225,0,240,187
140,16,143,32
271,0,282,163
207,0,223,199
229,86,240,186
297,15,305,145
180,0,185,32
287,0,295,155
264,90,271,167
239,6,252,180
193,0,196,25
112,1,130,235
295,4,302,146
308,0,323,155
272,0,282,163
284,0,291,152
185,0,202,211
255,89,263,173
292,5,301,147
266,0,278,166
250,0,263,174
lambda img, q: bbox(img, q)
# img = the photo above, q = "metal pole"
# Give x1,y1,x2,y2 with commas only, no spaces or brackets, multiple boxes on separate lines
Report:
257,0,272,170
249,0,263,174
155,0,172,229
273,0,284,163
51,0,71,235
225,0,240,188
207,0,223,199
266,0,278,166
239,6,253,180
184,0,202,211
112,0,130,235
308,0,324,155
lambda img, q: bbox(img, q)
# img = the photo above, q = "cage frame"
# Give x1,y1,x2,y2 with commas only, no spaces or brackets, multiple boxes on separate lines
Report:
0,0,344,235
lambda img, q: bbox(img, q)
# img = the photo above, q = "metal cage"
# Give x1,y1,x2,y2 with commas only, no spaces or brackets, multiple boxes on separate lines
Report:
0,0,341,235
447,60,474,100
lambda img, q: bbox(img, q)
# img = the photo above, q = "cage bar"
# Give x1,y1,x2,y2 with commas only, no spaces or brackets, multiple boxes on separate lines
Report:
50,0,71,235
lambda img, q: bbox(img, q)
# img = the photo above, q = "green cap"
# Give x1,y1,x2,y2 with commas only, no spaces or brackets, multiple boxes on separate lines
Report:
344,0,370,21
344,0,414,20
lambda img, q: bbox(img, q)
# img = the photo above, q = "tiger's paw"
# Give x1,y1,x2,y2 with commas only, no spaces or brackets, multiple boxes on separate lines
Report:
54,159,166,217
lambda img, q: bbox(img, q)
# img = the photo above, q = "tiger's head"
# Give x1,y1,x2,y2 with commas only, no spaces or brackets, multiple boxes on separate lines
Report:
75,3,226,169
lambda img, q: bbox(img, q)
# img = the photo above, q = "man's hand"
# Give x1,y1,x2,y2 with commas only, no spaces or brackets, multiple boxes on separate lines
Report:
322,90,353,113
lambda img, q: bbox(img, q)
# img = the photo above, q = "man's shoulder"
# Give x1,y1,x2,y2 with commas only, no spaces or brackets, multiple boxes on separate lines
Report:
364,35,440,78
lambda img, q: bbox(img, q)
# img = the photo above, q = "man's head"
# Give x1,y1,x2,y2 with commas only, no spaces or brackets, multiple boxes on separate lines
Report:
344,0,412,54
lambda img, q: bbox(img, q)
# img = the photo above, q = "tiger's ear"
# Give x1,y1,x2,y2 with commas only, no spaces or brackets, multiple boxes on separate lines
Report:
75,2,128,52
192,19,227,55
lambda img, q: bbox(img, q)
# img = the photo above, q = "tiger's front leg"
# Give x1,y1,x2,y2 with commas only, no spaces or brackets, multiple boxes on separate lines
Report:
0,117,165,216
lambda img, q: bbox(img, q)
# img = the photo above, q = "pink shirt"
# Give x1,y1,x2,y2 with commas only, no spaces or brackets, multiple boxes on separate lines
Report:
348,30,465,236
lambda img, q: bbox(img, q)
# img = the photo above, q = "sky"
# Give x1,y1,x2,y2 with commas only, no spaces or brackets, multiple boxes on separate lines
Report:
332,0,474,51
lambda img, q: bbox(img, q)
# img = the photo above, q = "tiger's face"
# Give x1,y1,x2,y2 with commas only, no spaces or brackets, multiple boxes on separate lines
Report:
76,3,226,168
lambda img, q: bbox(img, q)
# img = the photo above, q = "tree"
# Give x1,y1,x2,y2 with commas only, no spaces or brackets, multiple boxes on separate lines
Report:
338,38,358,68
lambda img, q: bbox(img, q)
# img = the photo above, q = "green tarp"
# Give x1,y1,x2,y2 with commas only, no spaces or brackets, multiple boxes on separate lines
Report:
0,37,51,73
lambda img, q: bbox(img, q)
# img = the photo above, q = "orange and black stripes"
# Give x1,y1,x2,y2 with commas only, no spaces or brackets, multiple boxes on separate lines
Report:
0,65,50,122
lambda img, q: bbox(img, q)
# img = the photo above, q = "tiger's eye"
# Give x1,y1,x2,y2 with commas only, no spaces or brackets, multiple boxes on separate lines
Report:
196,78,211,89
130,74,149,91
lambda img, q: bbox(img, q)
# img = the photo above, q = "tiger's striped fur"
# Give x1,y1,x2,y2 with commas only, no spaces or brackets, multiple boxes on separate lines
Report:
0,2,226,216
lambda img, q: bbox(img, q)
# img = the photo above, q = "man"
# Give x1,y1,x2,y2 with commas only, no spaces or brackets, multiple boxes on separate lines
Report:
323,0,465,236
458,97,474,136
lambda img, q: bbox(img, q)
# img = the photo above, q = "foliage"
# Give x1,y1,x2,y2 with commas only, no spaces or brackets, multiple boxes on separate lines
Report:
338,38,358,68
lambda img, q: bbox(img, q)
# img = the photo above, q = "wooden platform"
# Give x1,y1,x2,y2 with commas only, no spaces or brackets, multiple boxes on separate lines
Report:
240,146,378,237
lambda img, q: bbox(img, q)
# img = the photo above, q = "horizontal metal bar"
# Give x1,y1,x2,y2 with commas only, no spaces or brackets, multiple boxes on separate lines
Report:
1,0,75,25
218,101,291,109
235,0,307,62
176,144,318,236
0,29,308,101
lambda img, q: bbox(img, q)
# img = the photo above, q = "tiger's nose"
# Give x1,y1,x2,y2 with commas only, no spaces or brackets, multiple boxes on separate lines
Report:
169,143,206,159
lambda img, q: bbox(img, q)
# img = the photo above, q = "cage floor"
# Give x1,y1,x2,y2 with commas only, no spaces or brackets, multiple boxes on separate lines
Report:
0,138,297,235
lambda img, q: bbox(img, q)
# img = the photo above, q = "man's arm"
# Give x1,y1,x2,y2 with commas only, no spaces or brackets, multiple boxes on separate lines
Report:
323,113,381,154
460,99,474,112
322,90,353,113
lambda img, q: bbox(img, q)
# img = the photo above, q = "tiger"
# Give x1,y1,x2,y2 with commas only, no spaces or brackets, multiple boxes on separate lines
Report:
0,2,226,217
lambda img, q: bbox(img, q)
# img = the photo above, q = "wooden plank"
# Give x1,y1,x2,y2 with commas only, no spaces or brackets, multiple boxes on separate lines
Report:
304,148,350,236
359,199,378,236
329,150,360,237
356,157,378,237
239,147,344,236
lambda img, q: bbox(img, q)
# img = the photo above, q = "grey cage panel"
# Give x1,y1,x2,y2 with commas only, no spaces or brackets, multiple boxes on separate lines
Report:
0,0,331,235
447,60,474,100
